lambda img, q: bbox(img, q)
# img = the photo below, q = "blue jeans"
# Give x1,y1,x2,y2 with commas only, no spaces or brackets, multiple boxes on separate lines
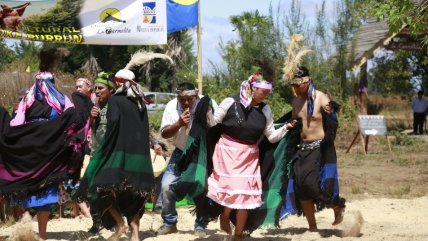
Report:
161,148,208,229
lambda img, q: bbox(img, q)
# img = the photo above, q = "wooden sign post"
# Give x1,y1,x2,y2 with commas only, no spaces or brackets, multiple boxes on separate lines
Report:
346,115,392,155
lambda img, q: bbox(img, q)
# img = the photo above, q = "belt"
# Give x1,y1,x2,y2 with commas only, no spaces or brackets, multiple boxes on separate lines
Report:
298,139,322,151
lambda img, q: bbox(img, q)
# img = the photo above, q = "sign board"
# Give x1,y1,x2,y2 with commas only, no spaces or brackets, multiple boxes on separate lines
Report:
358,115,388,136
0,0,167,45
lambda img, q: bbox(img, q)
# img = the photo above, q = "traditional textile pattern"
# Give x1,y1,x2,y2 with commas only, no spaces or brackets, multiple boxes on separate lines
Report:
239,73,272,109
74,94,154,229
11,71,74,126
0,92,91,198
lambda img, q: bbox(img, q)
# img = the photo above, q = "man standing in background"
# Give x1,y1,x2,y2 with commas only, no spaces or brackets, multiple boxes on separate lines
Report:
411,90,428,135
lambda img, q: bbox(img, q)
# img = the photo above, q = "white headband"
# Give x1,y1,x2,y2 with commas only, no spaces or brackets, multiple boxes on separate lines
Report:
176,89,198,96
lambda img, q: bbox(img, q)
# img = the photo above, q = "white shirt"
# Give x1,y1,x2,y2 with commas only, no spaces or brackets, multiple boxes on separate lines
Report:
411,97,428,113
160,96,218,150
212,97,288,143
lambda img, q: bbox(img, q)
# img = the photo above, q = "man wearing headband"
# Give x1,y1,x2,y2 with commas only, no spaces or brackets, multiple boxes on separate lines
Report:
85,72,115,234
203,71,296,240
76,69,154,241
157,82,216,237
288,66,345,231
90,72,115,151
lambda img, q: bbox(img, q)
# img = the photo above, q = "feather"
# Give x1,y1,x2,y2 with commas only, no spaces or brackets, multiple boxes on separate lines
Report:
282,34,312,82
125,50,174,70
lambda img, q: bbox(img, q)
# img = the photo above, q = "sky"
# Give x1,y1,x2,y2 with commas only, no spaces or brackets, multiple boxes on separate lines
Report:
197,0,336,73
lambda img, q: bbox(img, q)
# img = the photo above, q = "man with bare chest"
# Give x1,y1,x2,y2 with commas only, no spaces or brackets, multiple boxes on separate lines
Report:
290,66,345,232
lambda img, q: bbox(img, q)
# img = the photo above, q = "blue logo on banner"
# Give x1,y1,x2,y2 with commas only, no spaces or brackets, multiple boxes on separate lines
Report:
143,2,156,24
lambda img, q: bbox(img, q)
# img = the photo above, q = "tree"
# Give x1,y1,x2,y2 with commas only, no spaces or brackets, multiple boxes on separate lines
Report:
284,0,308,38
331,0,360,100
207,9,293,117
369,50,428,95
13,40,41,72
0,39,16,71
356,0,428,45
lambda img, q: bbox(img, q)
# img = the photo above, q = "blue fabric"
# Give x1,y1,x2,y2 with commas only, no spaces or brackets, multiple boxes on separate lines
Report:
280,163,341,220
320,163,339,204
307,80,316,119
21,185,58,208
167,0,198,33
279,178,297,220
34,77,66,112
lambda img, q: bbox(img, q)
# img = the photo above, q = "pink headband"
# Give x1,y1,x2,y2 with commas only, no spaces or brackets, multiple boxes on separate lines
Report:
252,81,272,90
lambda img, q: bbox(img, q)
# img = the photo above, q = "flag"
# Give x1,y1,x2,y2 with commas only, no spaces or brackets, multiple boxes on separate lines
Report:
167,0,198,33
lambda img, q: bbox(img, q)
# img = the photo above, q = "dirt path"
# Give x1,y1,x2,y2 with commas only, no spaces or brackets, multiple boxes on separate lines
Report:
1,196,428,241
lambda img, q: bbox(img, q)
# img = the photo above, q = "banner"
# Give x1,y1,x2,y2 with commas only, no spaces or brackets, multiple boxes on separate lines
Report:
0,0,167,45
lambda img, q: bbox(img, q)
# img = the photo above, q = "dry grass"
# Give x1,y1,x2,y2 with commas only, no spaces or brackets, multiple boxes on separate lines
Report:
0,62,81,109
6,222,38,241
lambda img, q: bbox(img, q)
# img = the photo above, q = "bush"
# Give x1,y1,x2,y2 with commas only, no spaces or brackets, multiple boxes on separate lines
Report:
390,131,416,146
148,110,163,133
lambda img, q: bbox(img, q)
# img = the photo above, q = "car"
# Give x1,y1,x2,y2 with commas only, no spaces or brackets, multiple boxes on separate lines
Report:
144,92,176,111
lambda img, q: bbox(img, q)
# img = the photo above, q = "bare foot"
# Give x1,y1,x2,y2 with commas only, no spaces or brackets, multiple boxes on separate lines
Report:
107,224,128,241
332,206,344,225
130,226,140,241
219,214,232,234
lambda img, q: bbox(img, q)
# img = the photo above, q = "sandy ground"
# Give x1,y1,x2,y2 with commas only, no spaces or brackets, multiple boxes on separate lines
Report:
1,196,428,241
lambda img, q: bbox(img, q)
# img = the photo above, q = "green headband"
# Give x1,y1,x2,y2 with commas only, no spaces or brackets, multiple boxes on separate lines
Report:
94,72,116,89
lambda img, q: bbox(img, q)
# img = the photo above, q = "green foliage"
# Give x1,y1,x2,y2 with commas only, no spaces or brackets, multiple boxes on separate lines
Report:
0,39,17,71
390,131,416,146
12,41,41,72
284,0,308,38
367,49,428,96
331,0,361,100
23,0,81,28
148,111,163,133
264,91,292,119
356,0,428,45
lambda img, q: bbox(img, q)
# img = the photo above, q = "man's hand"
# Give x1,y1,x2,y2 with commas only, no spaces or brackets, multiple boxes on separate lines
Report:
178,108,191,126
153,144,162,156
90,106,100,119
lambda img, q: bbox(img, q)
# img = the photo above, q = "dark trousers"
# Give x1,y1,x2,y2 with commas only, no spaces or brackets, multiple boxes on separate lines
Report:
413,112,425,134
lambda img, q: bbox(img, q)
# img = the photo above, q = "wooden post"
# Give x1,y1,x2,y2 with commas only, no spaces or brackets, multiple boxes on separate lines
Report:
346,130,360,153
359,133,367,155
359,62,368,115
386,135,393,158
364,136,369,153
197,0,203,95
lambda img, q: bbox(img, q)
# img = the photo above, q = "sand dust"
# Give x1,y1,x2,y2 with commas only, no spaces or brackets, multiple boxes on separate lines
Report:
1,196,428,240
